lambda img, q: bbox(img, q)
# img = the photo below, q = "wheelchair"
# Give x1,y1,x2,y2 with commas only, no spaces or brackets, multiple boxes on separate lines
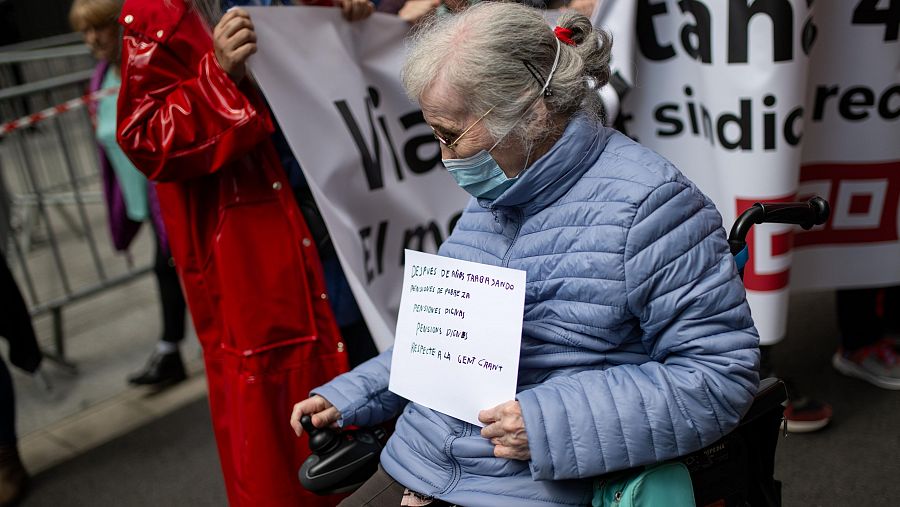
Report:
685,196,829,507
299,197,831,507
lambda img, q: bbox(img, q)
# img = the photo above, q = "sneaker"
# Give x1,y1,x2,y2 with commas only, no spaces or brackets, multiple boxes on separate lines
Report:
832,339,900,390
782,397,832,433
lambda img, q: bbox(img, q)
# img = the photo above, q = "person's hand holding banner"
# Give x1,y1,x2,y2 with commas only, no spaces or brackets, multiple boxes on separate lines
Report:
338,0,375,22
214,2,373,84
398,0,440,24
565,0,597,18
214,7,257,83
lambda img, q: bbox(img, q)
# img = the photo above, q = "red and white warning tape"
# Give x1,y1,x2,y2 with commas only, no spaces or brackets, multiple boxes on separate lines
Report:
0,86,118,138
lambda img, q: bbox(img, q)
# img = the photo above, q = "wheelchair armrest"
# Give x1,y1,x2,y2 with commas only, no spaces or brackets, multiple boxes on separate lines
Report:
686,377,786,506
740,377,787,425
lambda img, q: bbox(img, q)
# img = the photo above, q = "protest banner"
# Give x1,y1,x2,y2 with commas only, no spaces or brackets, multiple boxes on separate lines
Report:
248,3,899,347
246,7,470,351
594,0,900,344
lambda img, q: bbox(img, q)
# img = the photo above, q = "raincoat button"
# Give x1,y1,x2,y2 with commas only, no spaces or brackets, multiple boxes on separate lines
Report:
302,238,311,247
124,14,133,23
320,293,328,300
272,181,283,190
156,29,164,38
337,342,345,352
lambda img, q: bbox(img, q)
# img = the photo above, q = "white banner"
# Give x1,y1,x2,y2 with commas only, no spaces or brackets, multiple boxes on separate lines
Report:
595,0,900,344
246,7,470,351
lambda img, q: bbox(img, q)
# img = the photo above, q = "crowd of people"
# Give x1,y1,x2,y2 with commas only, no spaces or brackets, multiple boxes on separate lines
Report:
0,1,897,506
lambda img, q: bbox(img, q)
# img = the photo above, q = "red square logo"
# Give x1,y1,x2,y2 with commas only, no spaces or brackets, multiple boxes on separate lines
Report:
796,161,900,246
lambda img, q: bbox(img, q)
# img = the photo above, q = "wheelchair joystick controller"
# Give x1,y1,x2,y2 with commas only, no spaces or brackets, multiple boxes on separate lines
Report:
303,415,341,455
298,415,386,495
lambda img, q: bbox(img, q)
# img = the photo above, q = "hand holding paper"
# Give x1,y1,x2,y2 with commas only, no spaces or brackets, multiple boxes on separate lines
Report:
479,400,531,461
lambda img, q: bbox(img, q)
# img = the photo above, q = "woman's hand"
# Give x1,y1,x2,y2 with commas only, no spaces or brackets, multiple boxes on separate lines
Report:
290,395,342,436
398,0,440,24
339,0,375,22
213,8,257,83
479,400,530,460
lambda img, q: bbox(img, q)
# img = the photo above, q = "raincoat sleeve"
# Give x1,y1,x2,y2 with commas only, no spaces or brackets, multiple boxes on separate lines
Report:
517,181,760,481
116,17,273,182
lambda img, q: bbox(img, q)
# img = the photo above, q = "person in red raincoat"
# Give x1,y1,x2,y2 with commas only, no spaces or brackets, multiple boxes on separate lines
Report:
115,0,373,505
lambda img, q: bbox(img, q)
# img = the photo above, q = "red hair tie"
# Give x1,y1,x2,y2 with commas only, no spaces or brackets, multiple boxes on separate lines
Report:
554,26,577,46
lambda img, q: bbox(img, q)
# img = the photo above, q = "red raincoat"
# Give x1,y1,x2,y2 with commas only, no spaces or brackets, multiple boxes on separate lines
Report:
116,1,349,505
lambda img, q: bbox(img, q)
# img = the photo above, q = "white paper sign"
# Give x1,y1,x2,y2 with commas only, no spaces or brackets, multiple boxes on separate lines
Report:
389,250,526,426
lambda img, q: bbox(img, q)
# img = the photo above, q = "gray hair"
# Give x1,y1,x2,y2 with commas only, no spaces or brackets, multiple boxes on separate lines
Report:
402,2,612,148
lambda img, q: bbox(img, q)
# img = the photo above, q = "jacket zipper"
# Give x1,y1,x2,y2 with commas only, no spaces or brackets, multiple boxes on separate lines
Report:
501,207,524,267
441,424,469,497
440,208,520,498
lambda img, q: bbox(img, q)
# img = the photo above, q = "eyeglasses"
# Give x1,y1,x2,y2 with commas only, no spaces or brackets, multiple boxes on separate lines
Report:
430,105,496,150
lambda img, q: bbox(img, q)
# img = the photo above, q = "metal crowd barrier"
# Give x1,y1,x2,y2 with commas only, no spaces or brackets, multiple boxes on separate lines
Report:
1,35,154,370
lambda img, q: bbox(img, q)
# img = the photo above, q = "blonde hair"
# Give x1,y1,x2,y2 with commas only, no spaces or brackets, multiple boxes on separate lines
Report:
69,0,123,31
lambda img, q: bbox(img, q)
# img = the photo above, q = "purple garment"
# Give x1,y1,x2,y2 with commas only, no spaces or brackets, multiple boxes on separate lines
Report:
90,62,170,255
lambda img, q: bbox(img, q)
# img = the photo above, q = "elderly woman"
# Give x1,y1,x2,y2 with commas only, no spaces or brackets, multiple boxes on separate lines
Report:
291,3,759,506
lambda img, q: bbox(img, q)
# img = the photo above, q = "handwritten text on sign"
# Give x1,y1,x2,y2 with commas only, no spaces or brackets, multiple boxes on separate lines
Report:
389,250,526,426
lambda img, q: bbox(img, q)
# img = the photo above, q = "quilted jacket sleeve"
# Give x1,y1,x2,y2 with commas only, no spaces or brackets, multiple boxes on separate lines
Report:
116,31,273,182
312,348,409,428
517,180,760,481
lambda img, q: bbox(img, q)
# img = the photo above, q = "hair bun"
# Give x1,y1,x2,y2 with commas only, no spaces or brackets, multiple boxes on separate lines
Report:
557,13,591,46
555,11,612,89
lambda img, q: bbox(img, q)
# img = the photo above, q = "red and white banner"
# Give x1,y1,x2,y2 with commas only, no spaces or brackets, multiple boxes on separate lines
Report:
595,0,900,344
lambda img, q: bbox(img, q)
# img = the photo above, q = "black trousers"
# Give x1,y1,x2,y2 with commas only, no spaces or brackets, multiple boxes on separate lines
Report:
0,253,36,446
836,286,900,350
152,237,187,345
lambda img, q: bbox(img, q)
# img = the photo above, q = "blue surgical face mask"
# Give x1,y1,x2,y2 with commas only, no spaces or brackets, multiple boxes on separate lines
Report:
443,149,517,200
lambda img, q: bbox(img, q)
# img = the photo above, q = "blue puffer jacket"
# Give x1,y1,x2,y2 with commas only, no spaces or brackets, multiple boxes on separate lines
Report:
314,116,760,506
